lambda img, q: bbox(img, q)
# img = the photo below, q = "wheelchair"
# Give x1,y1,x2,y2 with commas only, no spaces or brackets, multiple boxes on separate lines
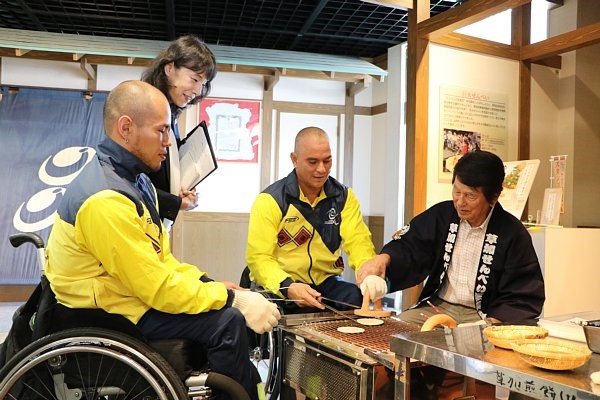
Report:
0,232,252,400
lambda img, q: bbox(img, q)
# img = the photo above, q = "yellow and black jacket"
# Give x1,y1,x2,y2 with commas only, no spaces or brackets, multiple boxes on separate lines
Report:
46,137,229,324
246,170,376,296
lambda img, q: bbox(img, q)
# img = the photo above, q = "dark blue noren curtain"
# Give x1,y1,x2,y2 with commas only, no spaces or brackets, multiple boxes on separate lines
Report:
0,87,106,284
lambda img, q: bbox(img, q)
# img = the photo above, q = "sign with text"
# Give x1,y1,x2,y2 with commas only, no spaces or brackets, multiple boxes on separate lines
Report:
439,86,508,181
199,98,260,163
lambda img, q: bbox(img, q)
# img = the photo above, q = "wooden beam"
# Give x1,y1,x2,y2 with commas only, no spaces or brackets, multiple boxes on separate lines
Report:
79,57,97,91
15,48,31,56
273,101,345,115
264,69,280,91
521,21,600,62
79,57,96,80
355,105,373,115
260,81,274,190
72,53,85,61
347,75,372,97
344,82,355,186
418,0,531,40
359,0,412,9
371,103,387,115
406,0,431,221
431,32,520,60
127,57,135,65
513,3,531,162
532,55,561,69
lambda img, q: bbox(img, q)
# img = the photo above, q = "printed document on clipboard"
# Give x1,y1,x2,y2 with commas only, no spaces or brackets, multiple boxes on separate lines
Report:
178,120,218,190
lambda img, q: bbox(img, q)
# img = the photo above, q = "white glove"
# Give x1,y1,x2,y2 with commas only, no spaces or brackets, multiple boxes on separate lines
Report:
359,275,387,302
232,290,281,334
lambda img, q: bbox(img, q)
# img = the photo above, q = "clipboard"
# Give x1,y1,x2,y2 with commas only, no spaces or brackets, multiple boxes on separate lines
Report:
178,120,218,190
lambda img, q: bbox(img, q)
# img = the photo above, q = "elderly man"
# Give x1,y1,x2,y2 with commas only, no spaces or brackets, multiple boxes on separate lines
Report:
246,126,387,312
46,80,280,400
358,150,545,399
358,150,544,324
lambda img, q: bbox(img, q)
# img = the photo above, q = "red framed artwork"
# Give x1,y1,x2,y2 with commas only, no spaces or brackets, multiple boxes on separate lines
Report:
199,98,260,163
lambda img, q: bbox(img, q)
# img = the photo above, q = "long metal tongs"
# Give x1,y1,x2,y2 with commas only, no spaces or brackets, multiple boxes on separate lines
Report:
320,302,362,323
319,296,360,309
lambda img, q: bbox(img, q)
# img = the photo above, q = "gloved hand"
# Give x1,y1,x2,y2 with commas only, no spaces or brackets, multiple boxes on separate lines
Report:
232,290,281,334
359,275,387,302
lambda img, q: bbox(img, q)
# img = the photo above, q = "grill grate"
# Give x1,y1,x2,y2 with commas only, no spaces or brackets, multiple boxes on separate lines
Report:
300,317,421,353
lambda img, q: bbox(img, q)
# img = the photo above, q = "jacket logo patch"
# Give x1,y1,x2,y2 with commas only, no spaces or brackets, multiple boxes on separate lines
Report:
285,217,298,223
392,224,410,240
277,226,312,247
325,207,339,225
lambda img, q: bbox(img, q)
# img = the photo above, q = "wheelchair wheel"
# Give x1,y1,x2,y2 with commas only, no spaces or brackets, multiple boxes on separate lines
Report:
0,327,189,400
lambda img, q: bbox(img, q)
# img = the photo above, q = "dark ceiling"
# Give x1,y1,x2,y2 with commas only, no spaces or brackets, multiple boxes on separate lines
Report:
0,0,467,59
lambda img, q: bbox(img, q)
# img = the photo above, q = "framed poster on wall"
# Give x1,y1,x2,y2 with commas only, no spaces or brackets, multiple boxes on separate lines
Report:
439,85,509,181
199,98,260,163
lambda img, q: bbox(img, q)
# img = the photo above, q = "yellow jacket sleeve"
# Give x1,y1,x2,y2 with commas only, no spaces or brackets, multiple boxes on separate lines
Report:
340,188,377,274
76,190,228,314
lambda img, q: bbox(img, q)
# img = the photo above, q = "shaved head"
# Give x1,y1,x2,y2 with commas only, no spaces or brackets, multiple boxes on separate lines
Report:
103,80,167,140
103,80,172,171
294,126,329,154
291,126,332,202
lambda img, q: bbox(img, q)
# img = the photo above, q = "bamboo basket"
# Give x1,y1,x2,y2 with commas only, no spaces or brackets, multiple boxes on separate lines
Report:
511,338,592,370
483,325,548,349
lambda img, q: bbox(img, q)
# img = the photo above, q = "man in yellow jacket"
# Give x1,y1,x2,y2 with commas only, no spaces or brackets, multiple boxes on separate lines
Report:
46,80,280,400
246,126,387,312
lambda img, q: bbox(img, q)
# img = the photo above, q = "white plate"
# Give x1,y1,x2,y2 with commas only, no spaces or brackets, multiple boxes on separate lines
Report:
337,326,365,334
357,318,384,326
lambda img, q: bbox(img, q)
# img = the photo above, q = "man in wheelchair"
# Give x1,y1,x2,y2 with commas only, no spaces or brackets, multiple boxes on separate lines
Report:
42,80,281,400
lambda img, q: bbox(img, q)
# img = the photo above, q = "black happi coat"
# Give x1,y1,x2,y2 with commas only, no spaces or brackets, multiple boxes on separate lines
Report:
383,201,545,322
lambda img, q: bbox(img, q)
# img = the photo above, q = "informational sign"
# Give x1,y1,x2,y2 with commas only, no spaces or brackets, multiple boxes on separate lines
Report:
549,155,567,214
540,187,563,225
199,98,260,163
439,85,508,181
498,159,540,220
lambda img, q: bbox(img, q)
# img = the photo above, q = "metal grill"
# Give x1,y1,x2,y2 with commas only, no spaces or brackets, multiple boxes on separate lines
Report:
284,337,365,400
299,317,421,353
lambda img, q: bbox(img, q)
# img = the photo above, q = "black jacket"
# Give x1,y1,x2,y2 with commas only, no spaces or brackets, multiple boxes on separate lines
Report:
382,201,545,321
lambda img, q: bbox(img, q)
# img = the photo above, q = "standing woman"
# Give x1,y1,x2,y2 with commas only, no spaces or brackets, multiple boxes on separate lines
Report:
142,35,217,226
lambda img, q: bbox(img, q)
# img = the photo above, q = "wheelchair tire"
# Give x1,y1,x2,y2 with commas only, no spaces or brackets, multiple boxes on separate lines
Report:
0,327,189,400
